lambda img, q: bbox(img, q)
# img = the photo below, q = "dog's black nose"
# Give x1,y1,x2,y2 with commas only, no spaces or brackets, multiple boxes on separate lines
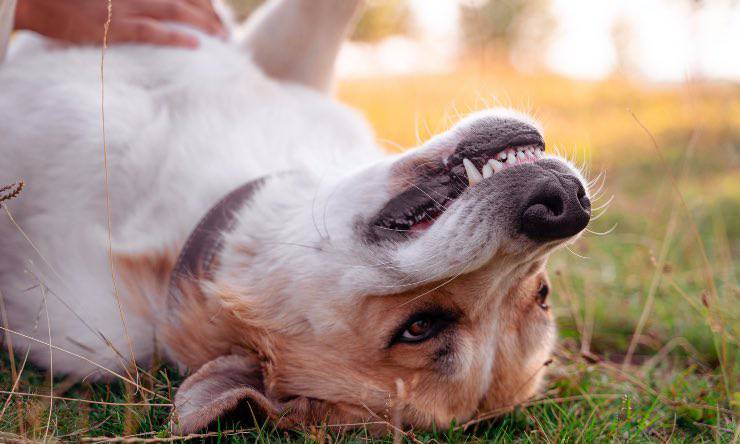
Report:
520,174,591,240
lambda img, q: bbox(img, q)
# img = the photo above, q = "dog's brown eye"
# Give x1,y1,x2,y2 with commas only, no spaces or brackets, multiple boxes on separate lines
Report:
537,283,549,309
389,309,458,346
404,319,431,339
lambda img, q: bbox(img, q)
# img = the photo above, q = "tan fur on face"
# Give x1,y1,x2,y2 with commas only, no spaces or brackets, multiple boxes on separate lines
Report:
186,264,556,430
117,248,555,430
479,271,555,413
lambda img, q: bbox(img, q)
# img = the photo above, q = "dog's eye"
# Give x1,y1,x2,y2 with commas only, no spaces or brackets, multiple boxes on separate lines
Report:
537,283,549,309
389,309,458,346
402,318,432,341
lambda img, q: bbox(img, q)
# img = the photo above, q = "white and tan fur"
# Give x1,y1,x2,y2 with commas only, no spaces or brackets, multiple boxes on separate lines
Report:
0,0,590,433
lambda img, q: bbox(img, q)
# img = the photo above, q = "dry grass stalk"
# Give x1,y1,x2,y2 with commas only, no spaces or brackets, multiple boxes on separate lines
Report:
98,0,140,387
0,180,23,203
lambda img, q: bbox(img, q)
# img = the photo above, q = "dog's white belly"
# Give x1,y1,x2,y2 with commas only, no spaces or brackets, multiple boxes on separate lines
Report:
0,39,378,376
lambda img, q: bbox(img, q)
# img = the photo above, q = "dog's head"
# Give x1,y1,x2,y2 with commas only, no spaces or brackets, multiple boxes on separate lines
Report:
168,109,590,433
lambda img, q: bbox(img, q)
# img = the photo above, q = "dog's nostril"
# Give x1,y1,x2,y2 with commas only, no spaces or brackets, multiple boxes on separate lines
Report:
575,181,591,212
580,194,591,211
532,193,564,217
520,176,591,241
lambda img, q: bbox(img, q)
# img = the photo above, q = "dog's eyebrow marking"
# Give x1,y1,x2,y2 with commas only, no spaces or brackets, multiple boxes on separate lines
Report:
168,177,266,318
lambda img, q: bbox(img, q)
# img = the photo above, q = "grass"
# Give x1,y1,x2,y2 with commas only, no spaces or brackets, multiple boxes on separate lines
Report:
1,63,738,442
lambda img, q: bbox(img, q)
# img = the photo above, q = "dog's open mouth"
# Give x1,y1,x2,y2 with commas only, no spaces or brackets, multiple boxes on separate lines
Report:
370,131,545,238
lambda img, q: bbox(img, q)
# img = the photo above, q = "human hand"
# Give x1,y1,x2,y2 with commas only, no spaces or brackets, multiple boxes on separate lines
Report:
14,0,225,48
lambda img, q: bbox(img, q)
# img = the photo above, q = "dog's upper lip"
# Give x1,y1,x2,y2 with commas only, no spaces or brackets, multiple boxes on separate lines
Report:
368,131,545,241
444,130,544,172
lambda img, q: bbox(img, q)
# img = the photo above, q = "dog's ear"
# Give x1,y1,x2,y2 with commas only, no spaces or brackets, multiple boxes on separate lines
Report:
173,354,379,434
172,354,280,434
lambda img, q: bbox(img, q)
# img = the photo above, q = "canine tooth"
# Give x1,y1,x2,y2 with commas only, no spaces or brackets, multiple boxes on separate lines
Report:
490,159,503,172
482,163,493,178
463,158,483,185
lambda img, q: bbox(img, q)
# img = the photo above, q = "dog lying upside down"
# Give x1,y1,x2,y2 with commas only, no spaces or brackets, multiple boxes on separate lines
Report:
0,0,591,434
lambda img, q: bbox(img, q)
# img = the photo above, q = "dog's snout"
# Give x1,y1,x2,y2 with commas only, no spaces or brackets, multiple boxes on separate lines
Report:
520,175,591,240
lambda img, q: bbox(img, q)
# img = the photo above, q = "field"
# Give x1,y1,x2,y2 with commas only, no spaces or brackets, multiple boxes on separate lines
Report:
1,64,738,442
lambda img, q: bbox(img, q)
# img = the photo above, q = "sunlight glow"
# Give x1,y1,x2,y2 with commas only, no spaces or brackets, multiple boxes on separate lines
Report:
337,0,740,83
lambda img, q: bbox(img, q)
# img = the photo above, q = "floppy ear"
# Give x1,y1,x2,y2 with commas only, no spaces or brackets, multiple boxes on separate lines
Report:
173,354,379,434
172,354,280,434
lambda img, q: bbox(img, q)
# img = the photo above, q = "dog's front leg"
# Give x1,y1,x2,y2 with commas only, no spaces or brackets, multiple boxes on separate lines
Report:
238,0,364,93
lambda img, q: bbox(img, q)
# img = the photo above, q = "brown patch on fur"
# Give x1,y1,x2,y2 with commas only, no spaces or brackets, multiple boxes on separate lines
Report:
114,248,178,322
114,249,273,370
162,283,275,370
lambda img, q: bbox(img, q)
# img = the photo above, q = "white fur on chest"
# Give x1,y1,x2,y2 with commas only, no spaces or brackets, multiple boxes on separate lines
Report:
0,35,378,376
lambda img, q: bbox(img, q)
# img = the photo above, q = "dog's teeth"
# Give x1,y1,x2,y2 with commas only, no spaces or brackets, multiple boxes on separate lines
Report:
463,158,483,186
497,152,507,161
490,159,503,172
517,151,526,160
506,153,517,165
482,163,493,179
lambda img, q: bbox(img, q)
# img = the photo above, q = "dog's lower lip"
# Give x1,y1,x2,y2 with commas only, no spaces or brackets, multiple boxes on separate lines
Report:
409,219,435,232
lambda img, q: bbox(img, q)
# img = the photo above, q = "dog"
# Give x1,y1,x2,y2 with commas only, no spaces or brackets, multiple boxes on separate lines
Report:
0,0,591,434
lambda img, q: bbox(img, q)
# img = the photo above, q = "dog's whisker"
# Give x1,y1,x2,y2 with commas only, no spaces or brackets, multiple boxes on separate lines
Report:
587,170,605,188
588,171,608,197
588,206,611,222
591,194,615,212
565,246,590,259
397,178,450,211
311,171,330,241
585,223,618,236
396,268,469,308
